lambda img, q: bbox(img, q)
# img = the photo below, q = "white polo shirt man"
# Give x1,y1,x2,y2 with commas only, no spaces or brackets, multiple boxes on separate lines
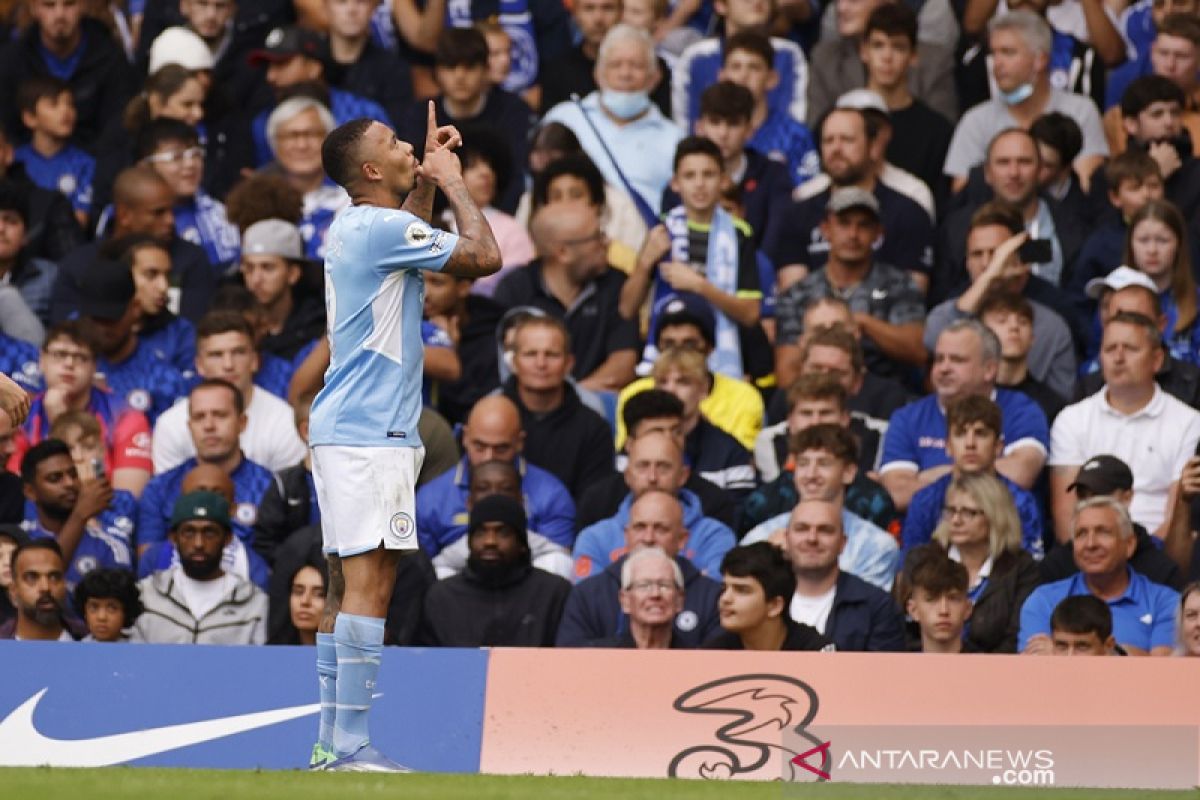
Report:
1049,314,1200,534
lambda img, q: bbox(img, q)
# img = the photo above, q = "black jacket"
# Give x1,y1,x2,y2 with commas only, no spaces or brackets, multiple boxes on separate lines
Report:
556,555,722,647
703,617,833,651
965,549,1041,653
435,294,505,425
253,462,313,566
51,237,217,324
261,293,326,361
0,163,82,261
0,18,134,149
824,571,907,652
417,561,571,647
501,377,614,499
574,472,738,532
326,40,413,128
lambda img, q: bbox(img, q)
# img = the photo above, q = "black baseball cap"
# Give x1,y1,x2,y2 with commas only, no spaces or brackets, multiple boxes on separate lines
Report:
77,260,135,321
1067,455,1134,495
249,26,325,66
654,292,716,349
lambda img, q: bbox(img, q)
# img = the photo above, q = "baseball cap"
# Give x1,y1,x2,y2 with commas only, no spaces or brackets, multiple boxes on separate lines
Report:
1084,266,1158,300
836,88,890,118
249,26,325,66
827,186,880,218
1067,455,1134,495
77,260,135,321
170,490,232,530
242,219,305,260
148,27,214,73
654,292,716,348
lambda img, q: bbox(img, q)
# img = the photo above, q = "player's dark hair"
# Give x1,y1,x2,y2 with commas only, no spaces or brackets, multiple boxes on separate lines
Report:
722,29,774,68
74,567,143,625
673,136,724,173
864,3,918,47
0,179,29,223
321,117,375,190
720,542,796,604
196,310,256,343
190,377,246,415
623,389,685,438
699,81,754,124
1030,112,1083,166
1050,595,1113,639
135,117,200,161
1120,75,1185,119
435,26,489,68
532,153,606,210
16,74,70,116
908,548,969,597
10,537,64,576
21,439,72,485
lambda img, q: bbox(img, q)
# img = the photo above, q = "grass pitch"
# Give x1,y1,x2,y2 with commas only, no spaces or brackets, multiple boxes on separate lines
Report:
3,768,1196,799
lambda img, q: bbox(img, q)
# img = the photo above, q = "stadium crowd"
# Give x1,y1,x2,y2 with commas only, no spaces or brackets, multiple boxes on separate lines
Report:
2,0,1200,657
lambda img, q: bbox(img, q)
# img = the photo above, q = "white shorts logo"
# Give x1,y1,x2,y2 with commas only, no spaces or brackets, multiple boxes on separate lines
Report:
389,512,415,543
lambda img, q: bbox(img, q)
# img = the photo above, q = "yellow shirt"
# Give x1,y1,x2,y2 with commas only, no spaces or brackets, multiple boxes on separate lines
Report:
614,373,764,452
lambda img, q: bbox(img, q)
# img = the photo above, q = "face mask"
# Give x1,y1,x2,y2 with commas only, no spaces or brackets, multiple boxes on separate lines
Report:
999,83,1035,106
600,89,651,120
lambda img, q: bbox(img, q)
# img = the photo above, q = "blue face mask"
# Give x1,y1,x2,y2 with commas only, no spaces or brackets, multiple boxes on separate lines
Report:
600,89,651,120
999,83,1035,106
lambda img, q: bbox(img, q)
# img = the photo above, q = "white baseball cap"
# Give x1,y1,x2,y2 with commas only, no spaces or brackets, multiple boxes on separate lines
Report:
148,27,215,74
1084,266,1158,299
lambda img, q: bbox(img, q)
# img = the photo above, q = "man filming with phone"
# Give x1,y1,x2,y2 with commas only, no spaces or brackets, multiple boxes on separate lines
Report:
924,201,1077,401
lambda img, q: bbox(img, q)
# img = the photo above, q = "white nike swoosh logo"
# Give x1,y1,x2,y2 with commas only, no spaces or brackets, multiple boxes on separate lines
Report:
0,688,320,767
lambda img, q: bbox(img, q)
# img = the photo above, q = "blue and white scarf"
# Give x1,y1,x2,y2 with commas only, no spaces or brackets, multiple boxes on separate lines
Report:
639,205,744,378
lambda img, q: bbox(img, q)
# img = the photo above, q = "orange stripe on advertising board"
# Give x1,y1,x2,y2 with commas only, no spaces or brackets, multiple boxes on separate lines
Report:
479,650,1200,788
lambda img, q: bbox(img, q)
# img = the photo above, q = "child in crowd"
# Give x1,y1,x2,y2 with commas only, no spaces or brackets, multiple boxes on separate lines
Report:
13,76,94,228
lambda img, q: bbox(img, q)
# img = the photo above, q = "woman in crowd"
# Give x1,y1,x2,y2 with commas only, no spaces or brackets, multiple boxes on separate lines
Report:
1125,199,1200,366
1180,583,1200,657
267,532,328,646
928,472,1040,653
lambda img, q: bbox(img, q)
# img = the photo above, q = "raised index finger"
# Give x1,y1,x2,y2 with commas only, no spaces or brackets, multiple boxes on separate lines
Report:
427,99,437,137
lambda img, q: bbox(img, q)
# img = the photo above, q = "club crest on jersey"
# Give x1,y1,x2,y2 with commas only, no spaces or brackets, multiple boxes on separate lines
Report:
389,512,415,542
127,390,152,413
675,610,699,632
58,174,77,195
235,503,257,526
405,222,432,246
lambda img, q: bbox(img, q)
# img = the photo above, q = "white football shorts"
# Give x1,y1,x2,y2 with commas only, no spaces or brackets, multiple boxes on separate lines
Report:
312,445,425,557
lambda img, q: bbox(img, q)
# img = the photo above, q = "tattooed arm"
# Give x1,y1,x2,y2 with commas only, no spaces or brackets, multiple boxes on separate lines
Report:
419,145,501,278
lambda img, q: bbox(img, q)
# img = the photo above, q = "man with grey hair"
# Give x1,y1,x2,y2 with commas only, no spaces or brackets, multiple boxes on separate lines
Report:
557,488,723,647
944,10,1108,193
602,546,688,648
879,318,1050,510
541,23,682,219
1019,496,1180,656
263,98,351,261
1050,311,1200,540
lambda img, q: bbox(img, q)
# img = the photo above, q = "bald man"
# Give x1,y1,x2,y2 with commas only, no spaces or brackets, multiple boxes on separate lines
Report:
136,462,271,588
557,487,724,647
415,395,576,559
493,204,639,392
51,166,217,323
572,431,736,580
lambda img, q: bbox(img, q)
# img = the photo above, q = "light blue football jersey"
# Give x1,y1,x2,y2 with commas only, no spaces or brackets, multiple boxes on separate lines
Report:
309,204,458,447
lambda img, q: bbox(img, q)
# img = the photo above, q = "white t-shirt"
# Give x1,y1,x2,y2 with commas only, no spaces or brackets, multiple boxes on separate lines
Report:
790,586,837,634
152,386,308,473
1049,385,1200,531
173,568,237,621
